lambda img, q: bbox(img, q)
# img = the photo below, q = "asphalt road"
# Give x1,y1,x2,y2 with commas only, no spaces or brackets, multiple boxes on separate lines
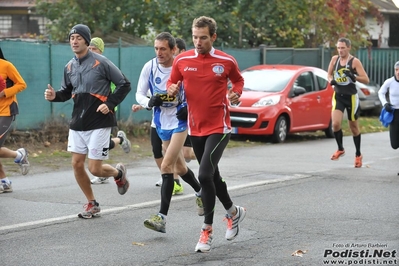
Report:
1,132,398,266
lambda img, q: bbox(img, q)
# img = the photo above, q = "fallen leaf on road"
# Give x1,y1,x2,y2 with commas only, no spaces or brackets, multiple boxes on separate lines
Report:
132,242,145,246
292,249,307,257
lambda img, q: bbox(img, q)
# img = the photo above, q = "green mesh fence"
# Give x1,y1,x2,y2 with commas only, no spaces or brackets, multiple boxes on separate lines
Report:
357,48,399,86
1,40,360,130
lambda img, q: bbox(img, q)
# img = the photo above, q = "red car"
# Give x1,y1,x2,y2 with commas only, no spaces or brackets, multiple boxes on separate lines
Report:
229,65,334,143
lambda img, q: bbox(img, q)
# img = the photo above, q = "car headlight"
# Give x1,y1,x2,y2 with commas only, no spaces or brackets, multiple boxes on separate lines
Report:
252,95,281,107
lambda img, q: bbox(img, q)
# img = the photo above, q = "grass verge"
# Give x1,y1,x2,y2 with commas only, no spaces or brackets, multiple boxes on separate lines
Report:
3,116,387,175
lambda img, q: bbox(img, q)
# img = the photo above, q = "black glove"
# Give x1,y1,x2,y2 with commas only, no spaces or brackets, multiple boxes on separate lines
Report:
384,103,394,112
330,80,337,86
176,106,188,121
344,70,356,82
148,94,163,108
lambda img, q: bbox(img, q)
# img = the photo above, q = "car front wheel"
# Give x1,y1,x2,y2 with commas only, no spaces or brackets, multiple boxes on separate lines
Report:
272,116,288,143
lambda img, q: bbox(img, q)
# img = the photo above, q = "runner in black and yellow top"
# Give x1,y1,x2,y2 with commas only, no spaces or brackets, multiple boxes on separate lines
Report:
327,37,369,168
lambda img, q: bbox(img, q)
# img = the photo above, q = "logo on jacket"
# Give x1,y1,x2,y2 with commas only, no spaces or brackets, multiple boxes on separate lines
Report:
92,59,100,68
184,66,197,71
155,77,162,84
212,65,224,74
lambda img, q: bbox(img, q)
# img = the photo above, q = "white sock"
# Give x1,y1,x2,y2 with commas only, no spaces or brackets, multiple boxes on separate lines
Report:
1,177,10,183
15,150,22,161
202,224,212,230
226,205,237,217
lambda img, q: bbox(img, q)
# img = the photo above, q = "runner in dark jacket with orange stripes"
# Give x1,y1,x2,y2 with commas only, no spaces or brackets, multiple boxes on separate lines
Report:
44,24,131,219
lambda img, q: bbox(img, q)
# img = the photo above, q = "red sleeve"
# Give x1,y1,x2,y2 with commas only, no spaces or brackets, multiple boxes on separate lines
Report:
167,60,183,88
229,60,244,96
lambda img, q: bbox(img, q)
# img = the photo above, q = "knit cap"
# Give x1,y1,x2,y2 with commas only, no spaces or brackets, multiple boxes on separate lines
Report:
69,24,91,45
90,37,104,53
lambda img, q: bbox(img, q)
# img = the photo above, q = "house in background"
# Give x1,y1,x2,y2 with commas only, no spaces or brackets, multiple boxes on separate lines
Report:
0,0,48,38
0,0,145,44
1,0,399,47
368,0,399,47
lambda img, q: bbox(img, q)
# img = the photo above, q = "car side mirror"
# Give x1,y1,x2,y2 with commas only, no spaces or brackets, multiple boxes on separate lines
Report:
293,86,306,96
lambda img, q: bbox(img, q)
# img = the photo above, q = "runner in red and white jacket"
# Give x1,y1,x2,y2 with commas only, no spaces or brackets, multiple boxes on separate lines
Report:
167,16,246,253
168,47,243,136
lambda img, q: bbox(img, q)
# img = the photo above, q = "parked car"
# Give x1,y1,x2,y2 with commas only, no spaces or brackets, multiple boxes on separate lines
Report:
356,80,382,115
229,64,334,143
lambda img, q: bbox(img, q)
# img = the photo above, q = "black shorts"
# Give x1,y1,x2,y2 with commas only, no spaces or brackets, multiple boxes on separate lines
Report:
0,116,14,147
183,135,192,147
332,92,360,121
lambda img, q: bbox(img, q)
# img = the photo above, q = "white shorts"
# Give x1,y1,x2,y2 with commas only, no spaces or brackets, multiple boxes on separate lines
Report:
67,128,111,160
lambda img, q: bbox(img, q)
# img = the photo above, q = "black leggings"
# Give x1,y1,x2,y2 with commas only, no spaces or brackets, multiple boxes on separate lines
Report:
190,133,233,225
390,109,399,149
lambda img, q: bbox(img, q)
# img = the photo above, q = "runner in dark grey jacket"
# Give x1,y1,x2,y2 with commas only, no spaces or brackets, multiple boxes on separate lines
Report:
55,47,130,130
44,24,131,219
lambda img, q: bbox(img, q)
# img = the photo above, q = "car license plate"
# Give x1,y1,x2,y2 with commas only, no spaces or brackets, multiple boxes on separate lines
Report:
231,127,238,134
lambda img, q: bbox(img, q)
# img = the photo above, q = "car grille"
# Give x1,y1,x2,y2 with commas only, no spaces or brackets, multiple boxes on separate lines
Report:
230,112,258,128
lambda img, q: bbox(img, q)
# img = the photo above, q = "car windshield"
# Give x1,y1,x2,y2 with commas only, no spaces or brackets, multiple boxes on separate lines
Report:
241,69,295,92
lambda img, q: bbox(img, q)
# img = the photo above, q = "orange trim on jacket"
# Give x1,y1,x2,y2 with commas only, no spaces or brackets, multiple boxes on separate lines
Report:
91,93,107,102
0,59,27,116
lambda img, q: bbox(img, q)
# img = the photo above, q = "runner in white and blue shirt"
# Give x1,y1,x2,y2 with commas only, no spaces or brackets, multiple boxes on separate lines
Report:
135,32,202,234
136,57,187,137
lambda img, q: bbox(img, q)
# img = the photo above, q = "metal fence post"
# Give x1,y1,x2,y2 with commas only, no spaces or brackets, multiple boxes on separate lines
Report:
259,44,266,64
118,37,121,69
48,35,53,115
320,45,324,70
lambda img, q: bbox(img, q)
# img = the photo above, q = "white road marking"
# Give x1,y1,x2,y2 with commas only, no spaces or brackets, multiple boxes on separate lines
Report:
0,174,310,232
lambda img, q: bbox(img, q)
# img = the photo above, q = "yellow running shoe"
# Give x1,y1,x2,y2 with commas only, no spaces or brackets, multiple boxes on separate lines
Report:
172,181,184,195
